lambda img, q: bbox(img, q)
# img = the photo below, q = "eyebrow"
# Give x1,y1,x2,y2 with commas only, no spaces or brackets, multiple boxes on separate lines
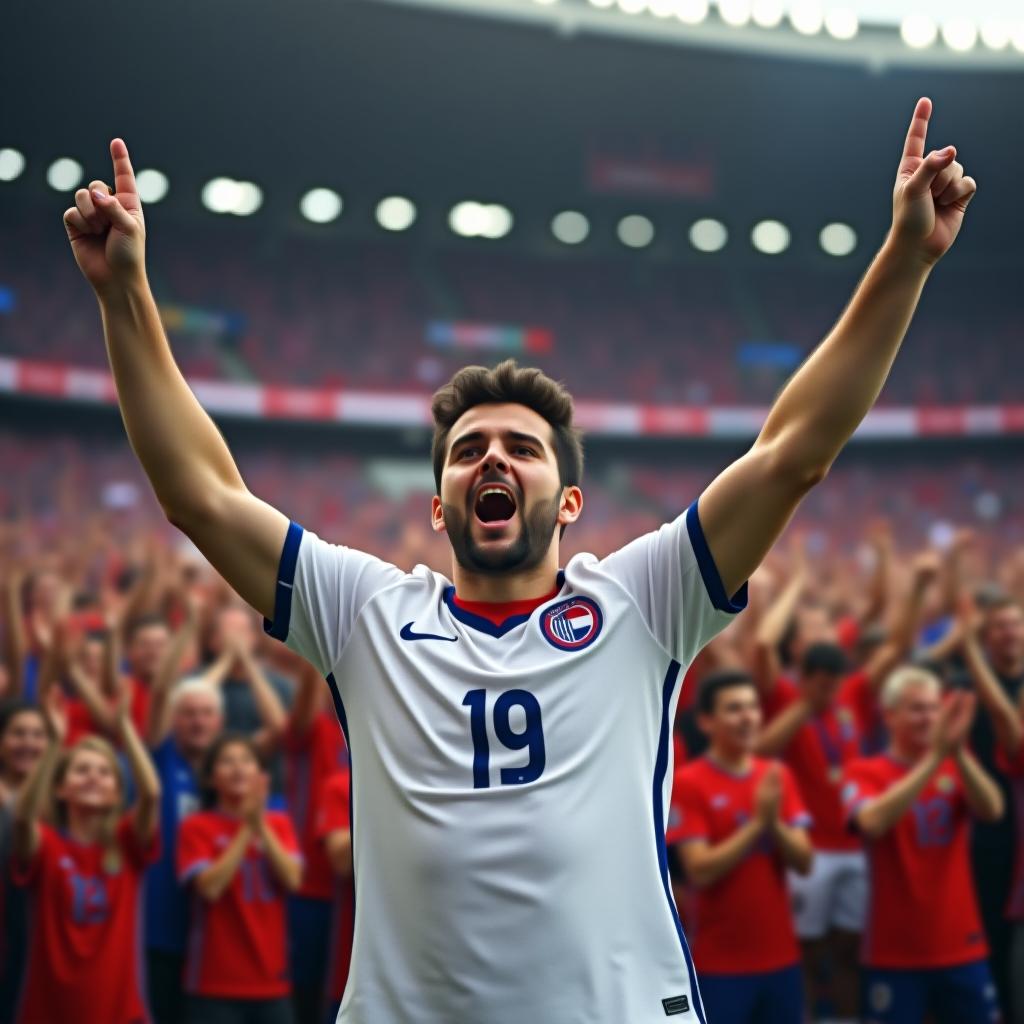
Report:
448,429,548,457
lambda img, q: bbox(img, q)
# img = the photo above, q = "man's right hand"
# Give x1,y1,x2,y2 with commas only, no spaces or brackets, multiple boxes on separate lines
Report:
754,763,784,826
933,690,977,757
63,138,146,297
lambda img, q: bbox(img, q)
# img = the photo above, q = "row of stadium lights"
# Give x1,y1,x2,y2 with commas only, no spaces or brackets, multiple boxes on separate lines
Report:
0,147,857,257
533,0,1024,52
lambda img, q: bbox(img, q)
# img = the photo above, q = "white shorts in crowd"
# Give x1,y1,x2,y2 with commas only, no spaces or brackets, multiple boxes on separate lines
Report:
788,850,868,940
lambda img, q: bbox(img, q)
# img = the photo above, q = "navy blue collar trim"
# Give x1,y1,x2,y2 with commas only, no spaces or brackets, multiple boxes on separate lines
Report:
443,570,566,638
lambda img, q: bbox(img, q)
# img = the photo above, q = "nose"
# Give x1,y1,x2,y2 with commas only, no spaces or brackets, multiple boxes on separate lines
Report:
480,442,510,475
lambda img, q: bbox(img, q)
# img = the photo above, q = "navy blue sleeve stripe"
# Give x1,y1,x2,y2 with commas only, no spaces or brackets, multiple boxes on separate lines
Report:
684,499,748,614
263,520,304,641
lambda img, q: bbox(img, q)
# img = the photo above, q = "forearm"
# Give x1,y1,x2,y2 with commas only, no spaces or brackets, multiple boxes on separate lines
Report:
770,821,813,875
2,578,25,695
325,831,353,877
755,701,811,758
682,818,765,888
68,667,118,736
963,639,1023,756
753,572,805,689
257,819,302,891
756,239,931,476
146,618,198,747
856,752,939,838
97,279,246,522
955,748,1004,822
195,826,251,901
13,742,59,860
119,714,161,838
244,659,287,736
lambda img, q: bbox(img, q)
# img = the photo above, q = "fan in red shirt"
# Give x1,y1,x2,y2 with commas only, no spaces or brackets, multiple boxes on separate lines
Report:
316,768,354,1023
281,658,349,1024
843,666,1004,1024
11,689,161,1024
178,733,302,1024
669,670,813,1024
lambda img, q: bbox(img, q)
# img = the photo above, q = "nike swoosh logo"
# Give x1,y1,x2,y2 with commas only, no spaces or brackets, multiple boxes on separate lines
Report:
400,622,458,643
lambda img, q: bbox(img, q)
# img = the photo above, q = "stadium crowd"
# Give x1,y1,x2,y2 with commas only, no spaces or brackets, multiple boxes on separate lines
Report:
1,432,1024,1024
2,215,1022,405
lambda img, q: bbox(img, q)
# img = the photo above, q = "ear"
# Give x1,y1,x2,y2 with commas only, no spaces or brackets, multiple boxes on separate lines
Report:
430,496,447,535
557,485,583,529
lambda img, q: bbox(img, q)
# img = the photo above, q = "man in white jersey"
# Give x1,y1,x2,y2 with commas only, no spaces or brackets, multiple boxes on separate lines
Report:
63,97,975,1023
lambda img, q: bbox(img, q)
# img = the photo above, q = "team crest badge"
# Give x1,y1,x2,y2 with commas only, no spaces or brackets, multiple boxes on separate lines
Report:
541,596,603,651
937,775,955,794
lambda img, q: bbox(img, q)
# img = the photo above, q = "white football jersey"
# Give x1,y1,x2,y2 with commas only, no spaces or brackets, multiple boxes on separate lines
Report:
265,497,746,1024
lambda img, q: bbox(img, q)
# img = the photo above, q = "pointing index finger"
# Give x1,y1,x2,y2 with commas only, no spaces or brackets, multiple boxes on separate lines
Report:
902,96,932,163
109,138,141,212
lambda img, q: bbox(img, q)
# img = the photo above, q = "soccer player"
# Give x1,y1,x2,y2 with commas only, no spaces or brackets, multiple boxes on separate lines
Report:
670,671,812,1023
177,734,302,1024
11,689,161,1024
843,667,1004,1024
316,768,355,1024
65,95,976,1022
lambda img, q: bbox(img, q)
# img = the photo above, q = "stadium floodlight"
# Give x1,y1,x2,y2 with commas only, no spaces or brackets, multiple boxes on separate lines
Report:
533,0,558,6
789,0,824,35
587,0,615,8
617,215,655,249
232,182,263,216
689,218,728,253
450,201,512,239
979,19,1010,49
301,188,343,224
901,13,938,48
942,17,977,51
751,219,790,255
46,157,83,192
824,8,858,40
551,210,590,245
376,196,417,232
718,0,751,28
616,0,646,14
135,169,169,204
480,204,514,239
0,148,26,182
819,222,857,257
1013,22,1024,53
751,0,783,29
648,0,677,17
676,0,709,24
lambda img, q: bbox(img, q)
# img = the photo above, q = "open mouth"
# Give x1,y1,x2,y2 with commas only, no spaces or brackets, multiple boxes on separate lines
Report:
474,485,517,525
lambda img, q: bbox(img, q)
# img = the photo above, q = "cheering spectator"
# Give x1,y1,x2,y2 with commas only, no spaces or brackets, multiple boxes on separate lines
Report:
204,605,290,791
969,595,1024,1014
670,670,812,1024
143,598,226,1024
178,734,302,1024
11,688,161,1024
754,553,937,1022
0,701,48,1024
843,669,1003,1024
281,656,349,1023
316,767,354,1024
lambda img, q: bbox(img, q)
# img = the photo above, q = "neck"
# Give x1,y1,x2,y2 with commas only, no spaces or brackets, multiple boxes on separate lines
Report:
66,805,107,844
707,743,752,774
219,795,246,816
450,553,561,603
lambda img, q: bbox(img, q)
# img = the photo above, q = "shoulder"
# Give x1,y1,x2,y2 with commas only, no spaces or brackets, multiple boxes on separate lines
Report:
675,758,711,789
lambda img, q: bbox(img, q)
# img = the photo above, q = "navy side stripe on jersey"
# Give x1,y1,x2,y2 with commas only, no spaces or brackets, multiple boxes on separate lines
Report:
653,659,707,1024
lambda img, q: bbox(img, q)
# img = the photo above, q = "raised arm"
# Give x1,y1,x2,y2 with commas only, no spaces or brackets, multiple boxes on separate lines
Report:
12,690,66,864
63,140,288,621
145,598,200,748
752,560,806,694
2,562,26,699
699,98,977,596
117,702,162,842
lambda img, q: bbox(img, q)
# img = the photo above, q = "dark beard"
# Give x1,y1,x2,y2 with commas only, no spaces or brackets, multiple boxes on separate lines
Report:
443,490,561,576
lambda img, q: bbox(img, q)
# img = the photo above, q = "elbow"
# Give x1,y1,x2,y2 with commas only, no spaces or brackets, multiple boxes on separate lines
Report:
980,795,1005,824
792,847,814,877
282,861,303,893
195,878,225,903
854,809,886,841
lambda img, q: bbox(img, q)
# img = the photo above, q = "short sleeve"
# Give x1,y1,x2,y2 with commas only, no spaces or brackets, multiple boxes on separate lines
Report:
841,759,881,827
263,523,408,676
669,771,711,845
9,821,57,888
779,763,811,829
596,497,748,665
316,774,351,841
177,816,214,884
